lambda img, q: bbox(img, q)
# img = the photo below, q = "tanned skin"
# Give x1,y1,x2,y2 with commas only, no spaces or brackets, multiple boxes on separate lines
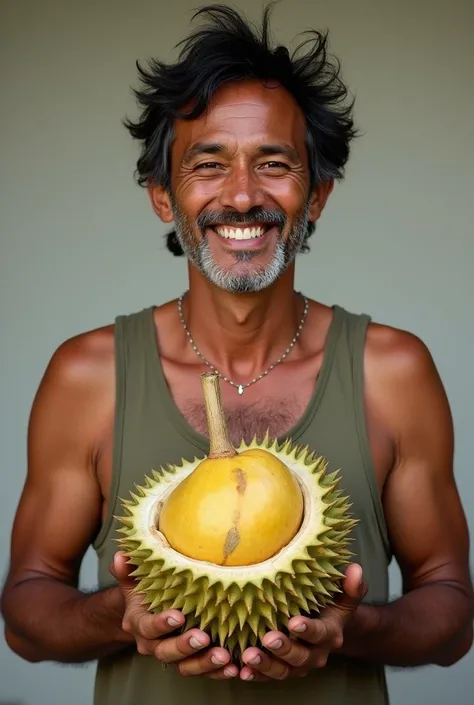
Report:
2,80,473,683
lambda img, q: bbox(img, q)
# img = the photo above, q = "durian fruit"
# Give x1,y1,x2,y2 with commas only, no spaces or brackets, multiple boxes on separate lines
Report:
115,371,357,660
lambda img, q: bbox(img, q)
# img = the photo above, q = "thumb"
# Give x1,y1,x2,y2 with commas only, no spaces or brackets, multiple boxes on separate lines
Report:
321,563,367,627
342,563,367,600
109,551,136,596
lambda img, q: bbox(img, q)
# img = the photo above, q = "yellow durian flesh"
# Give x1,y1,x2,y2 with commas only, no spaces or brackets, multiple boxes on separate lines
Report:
158,445,304,566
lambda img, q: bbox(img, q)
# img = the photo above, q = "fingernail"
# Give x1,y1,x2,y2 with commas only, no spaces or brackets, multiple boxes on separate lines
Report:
167,617,181,627
249,655,261,665
190,636,205,649
211,653,226,665
243,673,254,681
292,623,307,633
224,667,236,677
267,639,282,650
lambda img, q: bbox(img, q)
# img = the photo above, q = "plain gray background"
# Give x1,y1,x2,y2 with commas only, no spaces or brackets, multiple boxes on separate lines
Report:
1,0,473,703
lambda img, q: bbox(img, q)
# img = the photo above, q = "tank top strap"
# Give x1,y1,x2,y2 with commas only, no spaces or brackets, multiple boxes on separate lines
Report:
330,304,372,392
93,306,162,552
321,305,390,558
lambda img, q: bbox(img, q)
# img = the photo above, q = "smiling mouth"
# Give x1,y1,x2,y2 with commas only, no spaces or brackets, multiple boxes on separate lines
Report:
212,225,273,241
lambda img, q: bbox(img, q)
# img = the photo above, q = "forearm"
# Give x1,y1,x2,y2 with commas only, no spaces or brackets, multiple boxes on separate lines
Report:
2,576,135,663
339,582,473,667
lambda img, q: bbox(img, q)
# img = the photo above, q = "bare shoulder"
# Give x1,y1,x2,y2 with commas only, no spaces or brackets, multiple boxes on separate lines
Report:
36,323,116,398
364,319,442,384
29,322,117,460
363,319,453,453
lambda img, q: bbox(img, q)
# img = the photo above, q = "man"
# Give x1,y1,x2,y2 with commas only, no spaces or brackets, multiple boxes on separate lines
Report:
2,4,472,705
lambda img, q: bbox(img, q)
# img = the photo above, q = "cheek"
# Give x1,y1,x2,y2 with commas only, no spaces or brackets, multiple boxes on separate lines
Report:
264,176,309,209
175,173,220,205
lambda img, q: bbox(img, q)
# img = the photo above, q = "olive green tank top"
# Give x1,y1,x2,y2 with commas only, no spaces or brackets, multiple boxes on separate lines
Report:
92,303,391,705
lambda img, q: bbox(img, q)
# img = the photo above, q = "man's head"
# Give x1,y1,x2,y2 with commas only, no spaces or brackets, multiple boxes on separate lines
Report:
124,3,356,292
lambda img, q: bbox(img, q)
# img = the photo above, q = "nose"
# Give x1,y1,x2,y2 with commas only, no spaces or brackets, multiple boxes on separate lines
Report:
218,163,265,213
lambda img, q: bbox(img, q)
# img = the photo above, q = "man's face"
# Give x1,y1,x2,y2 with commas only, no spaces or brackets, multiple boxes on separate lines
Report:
150,80,330,292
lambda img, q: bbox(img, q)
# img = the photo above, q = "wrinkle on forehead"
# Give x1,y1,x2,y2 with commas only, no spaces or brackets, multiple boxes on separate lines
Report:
173,80,307,160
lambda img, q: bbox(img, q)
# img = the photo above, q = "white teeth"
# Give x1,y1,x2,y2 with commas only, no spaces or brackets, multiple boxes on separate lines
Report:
215,226,267,240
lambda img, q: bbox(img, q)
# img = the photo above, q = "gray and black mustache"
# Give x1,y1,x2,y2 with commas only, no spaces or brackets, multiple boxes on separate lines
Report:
196,207,287,230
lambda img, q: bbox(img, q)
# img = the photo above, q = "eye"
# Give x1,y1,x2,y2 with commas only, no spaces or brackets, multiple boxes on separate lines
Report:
260,161,291,171
195,162,223,170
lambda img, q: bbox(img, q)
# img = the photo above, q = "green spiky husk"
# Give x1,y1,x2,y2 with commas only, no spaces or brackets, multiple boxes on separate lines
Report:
115,435,357,661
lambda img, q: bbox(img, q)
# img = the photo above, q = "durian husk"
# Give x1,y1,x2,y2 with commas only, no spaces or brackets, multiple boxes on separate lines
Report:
115,434,358,661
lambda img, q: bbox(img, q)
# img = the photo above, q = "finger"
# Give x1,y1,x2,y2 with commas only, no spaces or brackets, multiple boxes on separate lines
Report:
331,563,367,612
112,551,137,593
129,608,185,640
154,628,211,664
261,632,312,668
205,664,240,680
291,667,311,678
287,615,330,646
177,647,233,677
240,666,272,682
242,647,291,680
288,563,366,639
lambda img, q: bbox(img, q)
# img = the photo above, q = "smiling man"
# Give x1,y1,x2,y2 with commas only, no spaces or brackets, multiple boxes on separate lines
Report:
1,5,473,705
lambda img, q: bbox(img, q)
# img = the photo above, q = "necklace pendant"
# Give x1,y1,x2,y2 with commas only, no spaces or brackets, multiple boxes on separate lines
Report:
179,292,309,397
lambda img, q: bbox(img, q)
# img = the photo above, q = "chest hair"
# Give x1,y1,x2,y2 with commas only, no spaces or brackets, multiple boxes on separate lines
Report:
181,396,307,447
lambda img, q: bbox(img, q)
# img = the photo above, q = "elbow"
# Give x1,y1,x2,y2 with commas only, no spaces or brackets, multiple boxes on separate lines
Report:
4,624,44,663
435,623,474,667
1,578,49,663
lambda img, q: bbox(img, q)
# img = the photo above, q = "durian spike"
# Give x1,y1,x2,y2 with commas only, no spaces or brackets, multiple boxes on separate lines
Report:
200,372,237,459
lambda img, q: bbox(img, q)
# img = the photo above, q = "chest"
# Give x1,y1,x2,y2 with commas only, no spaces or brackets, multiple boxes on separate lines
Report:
160,348,326,446
176,391,310,447
95,353,394,519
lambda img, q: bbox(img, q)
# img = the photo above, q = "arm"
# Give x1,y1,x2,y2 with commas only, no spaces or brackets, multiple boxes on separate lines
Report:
1,331,238,679
1,330,134,663
339,327,473,667
238,327,473,682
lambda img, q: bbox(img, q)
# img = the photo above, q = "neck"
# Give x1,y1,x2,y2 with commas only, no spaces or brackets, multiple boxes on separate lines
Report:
180,264,306,382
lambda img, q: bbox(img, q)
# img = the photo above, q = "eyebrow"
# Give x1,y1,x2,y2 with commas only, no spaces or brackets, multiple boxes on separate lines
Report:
182,142,300,165
257,144,299,163
182,142,225,165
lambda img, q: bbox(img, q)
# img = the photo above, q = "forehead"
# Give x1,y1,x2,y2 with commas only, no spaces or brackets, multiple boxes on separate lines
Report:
172,80,307,158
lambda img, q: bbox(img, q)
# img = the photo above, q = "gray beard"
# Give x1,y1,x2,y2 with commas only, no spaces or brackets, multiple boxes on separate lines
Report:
170,200,311,293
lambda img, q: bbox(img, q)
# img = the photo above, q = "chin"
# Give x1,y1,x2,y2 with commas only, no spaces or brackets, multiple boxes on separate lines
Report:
201,259,287,293
187,235,297,292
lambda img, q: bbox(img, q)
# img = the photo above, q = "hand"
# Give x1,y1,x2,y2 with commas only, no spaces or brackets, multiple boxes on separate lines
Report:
110,552,238,679
239,563,367,681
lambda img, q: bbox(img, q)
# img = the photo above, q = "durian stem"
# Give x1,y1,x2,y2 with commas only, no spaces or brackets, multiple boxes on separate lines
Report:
200,372,237,459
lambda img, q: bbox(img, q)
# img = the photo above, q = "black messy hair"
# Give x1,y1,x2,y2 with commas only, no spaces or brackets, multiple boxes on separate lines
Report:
124,2,357,255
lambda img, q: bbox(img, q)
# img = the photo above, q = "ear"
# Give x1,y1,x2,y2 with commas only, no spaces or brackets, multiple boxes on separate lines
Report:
307,180,334,222
147,184,174,223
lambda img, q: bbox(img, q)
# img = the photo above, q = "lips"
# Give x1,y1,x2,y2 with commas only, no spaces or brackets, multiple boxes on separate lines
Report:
207,224,276,250
215,225,267,240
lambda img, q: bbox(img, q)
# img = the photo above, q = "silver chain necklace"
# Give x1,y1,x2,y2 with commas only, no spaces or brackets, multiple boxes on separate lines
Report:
177,292,309,395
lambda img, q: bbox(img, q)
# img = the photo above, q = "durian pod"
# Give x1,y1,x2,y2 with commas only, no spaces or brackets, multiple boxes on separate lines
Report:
115,372,358,661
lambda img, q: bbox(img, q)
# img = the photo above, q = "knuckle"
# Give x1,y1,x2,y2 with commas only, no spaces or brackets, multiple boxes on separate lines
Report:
154,643,168,663
293,651,310,668
122,618,132,634
308,622,327,645
177,661,191,677
137,613,154,639
277,666,291,680
136,640,149,656
314,654,328,668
